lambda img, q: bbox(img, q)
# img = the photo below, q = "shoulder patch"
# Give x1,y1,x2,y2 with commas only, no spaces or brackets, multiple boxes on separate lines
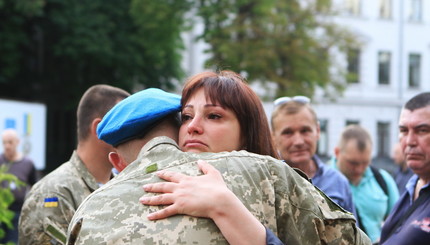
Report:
44,197,59,208
145,163,158,173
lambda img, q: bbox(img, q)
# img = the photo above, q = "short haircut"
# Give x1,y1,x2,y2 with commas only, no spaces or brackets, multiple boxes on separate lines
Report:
404,92,430,111
270,102,318,130
181,70,279,158
337,124,372,152
77,84,129,142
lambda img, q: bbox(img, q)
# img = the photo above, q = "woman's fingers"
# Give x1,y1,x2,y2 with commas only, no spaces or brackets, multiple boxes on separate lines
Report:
143,182,176,193
197,160,225,182
146,205,179,220
156,171,187,183
139,193,174,206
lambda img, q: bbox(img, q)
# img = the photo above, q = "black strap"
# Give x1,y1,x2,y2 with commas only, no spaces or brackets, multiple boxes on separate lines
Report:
355,207,367,235
384,188,430,239
355,166,388,235
370,165,388,195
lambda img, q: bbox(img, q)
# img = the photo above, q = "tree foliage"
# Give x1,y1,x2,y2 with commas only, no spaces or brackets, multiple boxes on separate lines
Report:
0,0,192,171
196,0,358,98
0,0,192,104
0,165,24,243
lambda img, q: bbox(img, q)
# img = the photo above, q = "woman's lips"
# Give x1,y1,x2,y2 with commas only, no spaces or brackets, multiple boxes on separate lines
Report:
183,139,208,148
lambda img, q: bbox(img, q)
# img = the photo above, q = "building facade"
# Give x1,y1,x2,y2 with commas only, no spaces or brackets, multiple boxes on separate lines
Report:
313,0,429,167
182,0,429,170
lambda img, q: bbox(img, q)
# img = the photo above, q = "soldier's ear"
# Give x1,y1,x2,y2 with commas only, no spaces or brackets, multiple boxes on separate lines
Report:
91,118,102,137
109,152,127,172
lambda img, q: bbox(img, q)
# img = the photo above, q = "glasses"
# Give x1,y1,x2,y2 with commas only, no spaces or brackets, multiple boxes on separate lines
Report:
273,96,311,107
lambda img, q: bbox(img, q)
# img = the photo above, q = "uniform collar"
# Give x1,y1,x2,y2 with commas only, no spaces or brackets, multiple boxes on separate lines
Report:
71,151,101,192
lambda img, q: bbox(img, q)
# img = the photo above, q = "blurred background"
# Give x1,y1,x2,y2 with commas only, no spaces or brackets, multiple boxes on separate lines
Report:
0,0,428,175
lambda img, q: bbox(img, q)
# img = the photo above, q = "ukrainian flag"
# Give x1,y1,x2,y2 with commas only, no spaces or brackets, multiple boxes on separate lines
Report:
44,197,59,208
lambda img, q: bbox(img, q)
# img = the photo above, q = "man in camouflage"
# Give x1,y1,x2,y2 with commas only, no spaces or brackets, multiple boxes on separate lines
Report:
67,88,370,244
18,85,129,245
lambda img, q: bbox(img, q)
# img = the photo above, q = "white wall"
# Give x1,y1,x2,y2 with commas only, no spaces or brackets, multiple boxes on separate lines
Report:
0,99,46,170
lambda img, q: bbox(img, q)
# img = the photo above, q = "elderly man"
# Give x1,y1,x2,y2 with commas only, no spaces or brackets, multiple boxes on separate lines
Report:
0,128,38,244
67,88,369,244
380,92,430,244
271,96,356,214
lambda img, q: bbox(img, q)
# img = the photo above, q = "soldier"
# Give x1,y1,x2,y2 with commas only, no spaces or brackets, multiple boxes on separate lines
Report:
67,87,370,244
19,84,129,245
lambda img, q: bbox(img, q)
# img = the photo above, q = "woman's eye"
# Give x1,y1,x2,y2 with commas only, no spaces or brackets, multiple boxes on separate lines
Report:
208,113,221,120
181,114,192,122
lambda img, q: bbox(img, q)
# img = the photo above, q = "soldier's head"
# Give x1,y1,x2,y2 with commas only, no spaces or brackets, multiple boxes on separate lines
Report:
334,124,372,185
77,84,129,143
97,88,181,172
270,96,320,169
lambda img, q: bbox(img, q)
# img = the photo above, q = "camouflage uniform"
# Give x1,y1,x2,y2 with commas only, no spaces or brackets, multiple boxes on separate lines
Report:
68,137,371,245
19,151,102,245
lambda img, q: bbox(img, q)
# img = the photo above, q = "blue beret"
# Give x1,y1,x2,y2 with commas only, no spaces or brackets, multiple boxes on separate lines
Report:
97,88,181,146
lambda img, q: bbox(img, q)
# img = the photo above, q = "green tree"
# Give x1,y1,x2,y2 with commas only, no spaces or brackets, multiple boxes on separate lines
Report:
0,0,192,172
0,165,24,245
196,0,358,98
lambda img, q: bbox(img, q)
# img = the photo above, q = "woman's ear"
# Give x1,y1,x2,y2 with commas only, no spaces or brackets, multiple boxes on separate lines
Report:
108,152,127,172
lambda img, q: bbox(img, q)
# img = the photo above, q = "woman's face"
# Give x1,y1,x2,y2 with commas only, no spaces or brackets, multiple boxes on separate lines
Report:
179,88,242,153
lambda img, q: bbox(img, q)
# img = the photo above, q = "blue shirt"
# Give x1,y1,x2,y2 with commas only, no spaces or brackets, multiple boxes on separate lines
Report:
394,166,414,195
331,160,399,243
312,155,356,214
265,227,284,245
380,175,430,245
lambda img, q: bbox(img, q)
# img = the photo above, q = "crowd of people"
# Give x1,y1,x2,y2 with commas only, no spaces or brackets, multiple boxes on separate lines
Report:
0,70,429,245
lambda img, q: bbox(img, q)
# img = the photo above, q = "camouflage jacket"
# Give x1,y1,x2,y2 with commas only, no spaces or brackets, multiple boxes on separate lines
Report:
19,151,101,245
67,137,371,245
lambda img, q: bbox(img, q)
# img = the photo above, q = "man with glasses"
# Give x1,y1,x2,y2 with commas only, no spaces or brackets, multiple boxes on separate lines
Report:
271,96,356,214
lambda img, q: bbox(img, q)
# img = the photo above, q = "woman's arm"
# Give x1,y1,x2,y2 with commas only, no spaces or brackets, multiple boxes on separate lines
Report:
140,160,268,245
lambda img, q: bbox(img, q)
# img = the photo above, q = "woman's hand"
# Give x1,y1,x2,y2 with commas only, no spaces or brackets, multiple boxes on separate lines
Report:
140,160,232,220
140,159,267,245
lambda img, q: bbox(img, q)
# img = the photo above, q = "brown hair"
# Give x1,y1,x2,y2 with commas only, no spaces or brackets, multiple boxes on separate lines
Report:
181,70,279,158
337,124,372,152
77,84,129,142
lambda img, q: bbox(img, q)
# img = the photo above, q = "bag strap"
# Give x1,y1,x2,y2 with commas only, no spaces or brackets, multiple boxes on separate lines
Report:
356,166,389,235
370,165,388,195
384,188,430,239
355,207,367,235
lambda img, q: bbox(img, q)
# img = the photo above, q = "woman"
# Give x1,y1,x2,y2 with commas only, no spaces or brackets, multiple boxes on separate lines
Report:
178,70,278,157
140,70,283,245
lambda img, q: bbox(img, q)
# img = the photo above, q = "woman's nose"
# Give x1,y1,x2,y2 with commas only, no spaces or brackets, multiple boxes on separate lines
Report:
187,116,203,135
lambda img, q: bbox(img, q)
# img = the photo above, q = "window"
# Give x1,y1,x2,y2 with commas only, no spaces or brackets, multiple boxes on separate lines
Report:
379,0,392,19
317,119,329,156
378,51,391,85
408,54,421,88
347,49,360,83
346,120,360,126
377,122,390,157
345,0,361,16
409,0,422,22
